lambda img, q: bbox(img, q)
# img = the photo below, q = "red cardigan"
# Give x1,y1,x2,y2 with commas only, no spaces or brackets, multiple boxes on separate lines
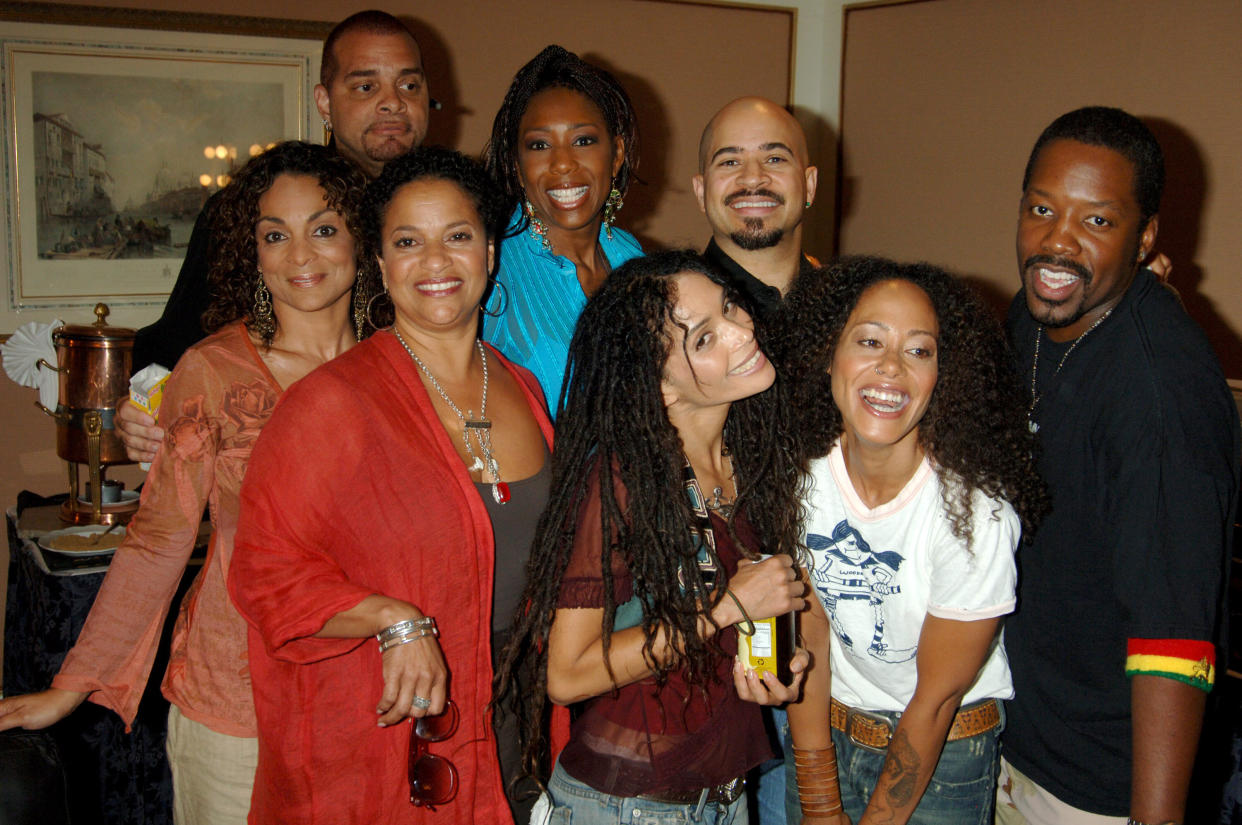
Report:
230,332,555,825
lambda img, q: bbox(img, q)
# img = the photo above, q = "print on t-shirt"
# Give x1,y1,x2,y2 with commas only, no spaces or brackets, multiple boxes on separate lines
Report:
808,519,914,664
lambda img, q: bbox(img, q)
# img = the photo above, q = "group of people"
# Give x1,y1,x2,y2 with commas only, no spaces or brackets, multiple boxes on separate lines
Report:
0,9,1237,825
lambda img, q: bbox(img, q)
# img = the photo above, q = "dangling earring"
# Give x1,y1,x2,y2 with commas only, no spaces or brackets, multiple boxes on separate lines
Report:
365,288,392,330
252,270,275,339
322,118,332,132
603,184,623,240
523,199,551,251
351,282,367,341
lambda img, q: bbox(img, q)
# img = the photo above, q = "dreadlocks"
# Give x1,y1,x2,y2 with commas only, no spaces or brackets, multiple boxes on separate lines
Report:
494,250,803,786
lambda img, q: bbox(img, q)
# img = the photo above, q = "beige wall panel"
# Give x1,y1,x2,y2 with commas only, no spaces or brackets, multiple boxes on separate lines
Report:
838,0,1242,377
9,0,793,251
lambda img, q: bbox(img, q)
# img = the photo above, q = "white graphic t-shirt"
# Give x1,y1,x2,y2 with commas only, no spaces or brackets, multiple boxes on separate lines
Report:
804,442,1019,711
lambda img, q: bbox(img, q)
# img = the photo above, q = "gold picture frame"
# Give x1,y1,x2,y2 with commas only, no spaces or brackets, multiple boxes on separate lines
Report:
0,5,329,332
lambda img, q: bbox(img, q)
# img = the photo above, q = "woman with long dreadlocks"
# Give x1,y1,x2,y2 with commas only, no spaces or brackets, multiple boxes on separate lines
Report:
496,250,830,824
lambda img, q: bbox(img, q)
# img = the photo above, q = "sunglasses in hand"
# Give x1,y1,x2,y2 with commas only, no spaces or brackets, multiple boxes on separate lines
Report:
409,699,459,809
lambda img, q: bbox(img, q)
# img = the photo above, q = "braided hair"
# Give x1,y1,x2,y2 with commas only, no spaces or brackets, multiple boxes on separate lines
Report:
482,44,638,230
494,249,803,786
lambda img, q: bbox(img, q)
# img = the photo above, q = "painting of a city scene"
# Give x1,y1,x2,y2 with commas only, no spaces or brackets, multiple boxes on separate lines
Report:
2,31,314,329
32,71,284,261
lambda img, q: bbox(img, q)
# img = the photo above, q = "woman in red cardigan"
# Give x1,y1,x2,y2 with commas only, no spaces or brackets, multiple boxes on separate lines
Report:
229,148,554,824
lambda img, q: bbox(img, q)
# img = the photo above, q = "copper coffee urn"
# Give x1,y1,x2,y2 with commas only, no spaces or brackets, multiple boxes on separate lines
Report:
37,303,138,525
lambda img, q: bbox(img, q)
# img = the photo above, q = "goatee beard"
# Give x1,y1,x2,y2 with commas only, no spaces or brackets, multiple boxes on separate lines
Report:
731,219,784,251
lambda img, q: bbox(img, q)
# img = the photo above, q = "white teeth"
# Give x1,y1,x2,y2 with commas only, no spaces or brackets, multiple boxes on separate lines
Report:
417,280,460,293
548,186,588,204
1037,267,1078,288
731,199,776,209
860,387,908,411
731,349,762,374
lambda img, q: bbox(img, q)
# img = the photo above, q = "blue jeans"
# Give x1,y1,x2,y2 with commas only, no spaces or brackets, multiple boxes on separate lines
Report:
782,701,1003,825
752,706,788,824
547,760,748,825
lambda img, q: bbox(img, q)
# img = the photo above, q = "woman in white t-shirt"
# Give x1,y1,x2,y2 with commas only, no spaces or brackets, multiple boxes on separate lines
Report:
777,257,1048,825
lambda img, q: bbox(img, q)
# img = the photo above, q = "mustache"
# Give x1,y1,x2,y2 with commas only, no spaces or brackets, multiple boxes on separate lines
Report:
1023,254,1090,282
724,188,785,207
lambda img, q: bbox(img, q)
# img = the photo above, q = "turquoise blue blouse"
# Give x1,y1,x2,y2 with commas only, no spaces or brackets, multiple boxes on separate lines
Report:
482,207,642,416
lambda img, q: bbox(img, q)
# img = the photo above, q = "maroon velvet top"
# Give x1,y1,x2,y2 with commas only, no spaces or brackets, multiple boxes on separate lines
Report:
554,472,772,796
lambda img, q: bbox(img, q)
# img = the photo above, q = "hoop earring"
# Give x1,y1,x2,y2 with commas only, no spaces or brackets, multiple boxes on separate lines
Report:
365,289,392,331
480,276,510,319
252,271,275,339
523,199,551,251
602,184,623,240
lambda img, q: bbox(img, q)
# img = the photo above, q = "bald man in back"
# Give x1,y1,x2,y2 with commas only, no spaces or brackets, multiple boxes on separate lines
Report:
694,96,820,321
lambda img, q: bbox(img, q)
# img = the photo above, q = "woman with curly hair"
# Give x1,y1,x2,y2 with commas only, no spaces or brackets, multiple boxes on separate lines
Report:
229,147,553,825
775,257,1048,825
481,44,643,411
496,250,826,824
0,141,378,824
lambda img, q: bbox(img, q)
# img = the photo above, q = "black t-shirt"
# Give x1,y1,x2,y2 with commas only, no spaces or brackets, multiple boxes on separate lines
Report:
1002,269,1239,814
702,237,815,322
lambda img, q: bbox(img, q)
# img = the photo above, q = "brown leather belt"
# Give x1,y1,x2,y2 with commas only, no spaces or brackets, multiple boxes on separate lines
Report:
636,775,745,806
830,697,1001,752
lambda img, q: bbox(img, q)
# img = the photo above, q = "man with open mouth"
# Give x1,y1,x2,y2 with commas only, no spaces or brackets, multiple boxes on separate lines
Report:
999,106,1239,825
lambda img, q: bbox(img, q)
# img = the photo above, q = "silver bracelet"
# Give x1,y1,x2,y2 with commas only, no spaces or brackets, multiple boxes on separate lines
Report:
376,616,435,645
378,627,436,653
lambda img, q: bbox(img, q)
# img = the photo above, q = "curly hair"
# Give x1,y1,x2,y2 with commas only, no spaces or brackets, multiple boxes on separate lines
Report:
773,256,1049,546
482,44,638,229
201,141,380,347
359,146,506,330
1023,106,1163,223
494,250,804,786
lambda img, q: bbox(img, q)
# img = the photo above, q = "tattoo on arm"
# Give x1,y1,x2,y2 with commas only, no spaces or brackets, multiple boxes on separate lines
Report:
869,729,921,823
883,730,919,806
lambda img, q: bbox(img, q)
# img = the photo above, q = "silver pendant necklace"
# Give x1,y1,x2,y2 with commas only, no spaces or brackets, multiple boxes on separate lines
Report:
393,330,510,504
1027,308,1113,433
704,452,737,518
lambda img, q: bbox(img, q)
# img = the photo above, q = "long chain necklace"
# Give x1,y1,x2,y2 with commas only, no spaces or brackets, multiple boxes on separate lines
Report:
1027,308,1113,433
393,330,510,504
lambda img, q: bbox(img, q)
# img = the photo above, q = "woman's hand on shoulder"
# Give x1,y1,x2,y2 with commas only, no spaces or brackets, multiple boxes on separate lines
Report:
0,688,87,731
717,555,805,626
115,395,164,463
732,645,810,705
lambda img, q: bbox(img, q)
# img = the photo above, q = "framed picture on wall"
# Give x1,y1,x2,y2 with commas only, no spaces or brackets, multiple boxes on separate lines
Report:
0,10,328,332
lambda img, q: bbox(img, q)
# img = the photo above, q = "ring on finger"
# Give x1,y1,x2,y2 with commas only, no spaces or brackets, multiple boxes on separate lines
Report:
411,695,431,710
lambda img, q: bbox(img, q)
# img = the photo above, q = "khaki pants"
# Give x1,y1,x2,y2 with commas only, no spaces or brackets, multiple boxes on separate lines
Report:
166,704,258,825
995,757,1125,825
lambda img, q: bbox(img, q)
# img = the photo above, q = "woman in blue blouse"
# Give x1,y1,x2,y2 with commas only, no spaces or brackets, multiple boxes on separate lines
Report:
482,45,642,412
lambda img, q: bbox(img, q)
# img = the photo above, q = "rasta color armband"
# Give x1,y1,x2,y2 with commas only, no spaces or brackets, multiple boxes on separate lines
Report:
1125,638,1214,692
